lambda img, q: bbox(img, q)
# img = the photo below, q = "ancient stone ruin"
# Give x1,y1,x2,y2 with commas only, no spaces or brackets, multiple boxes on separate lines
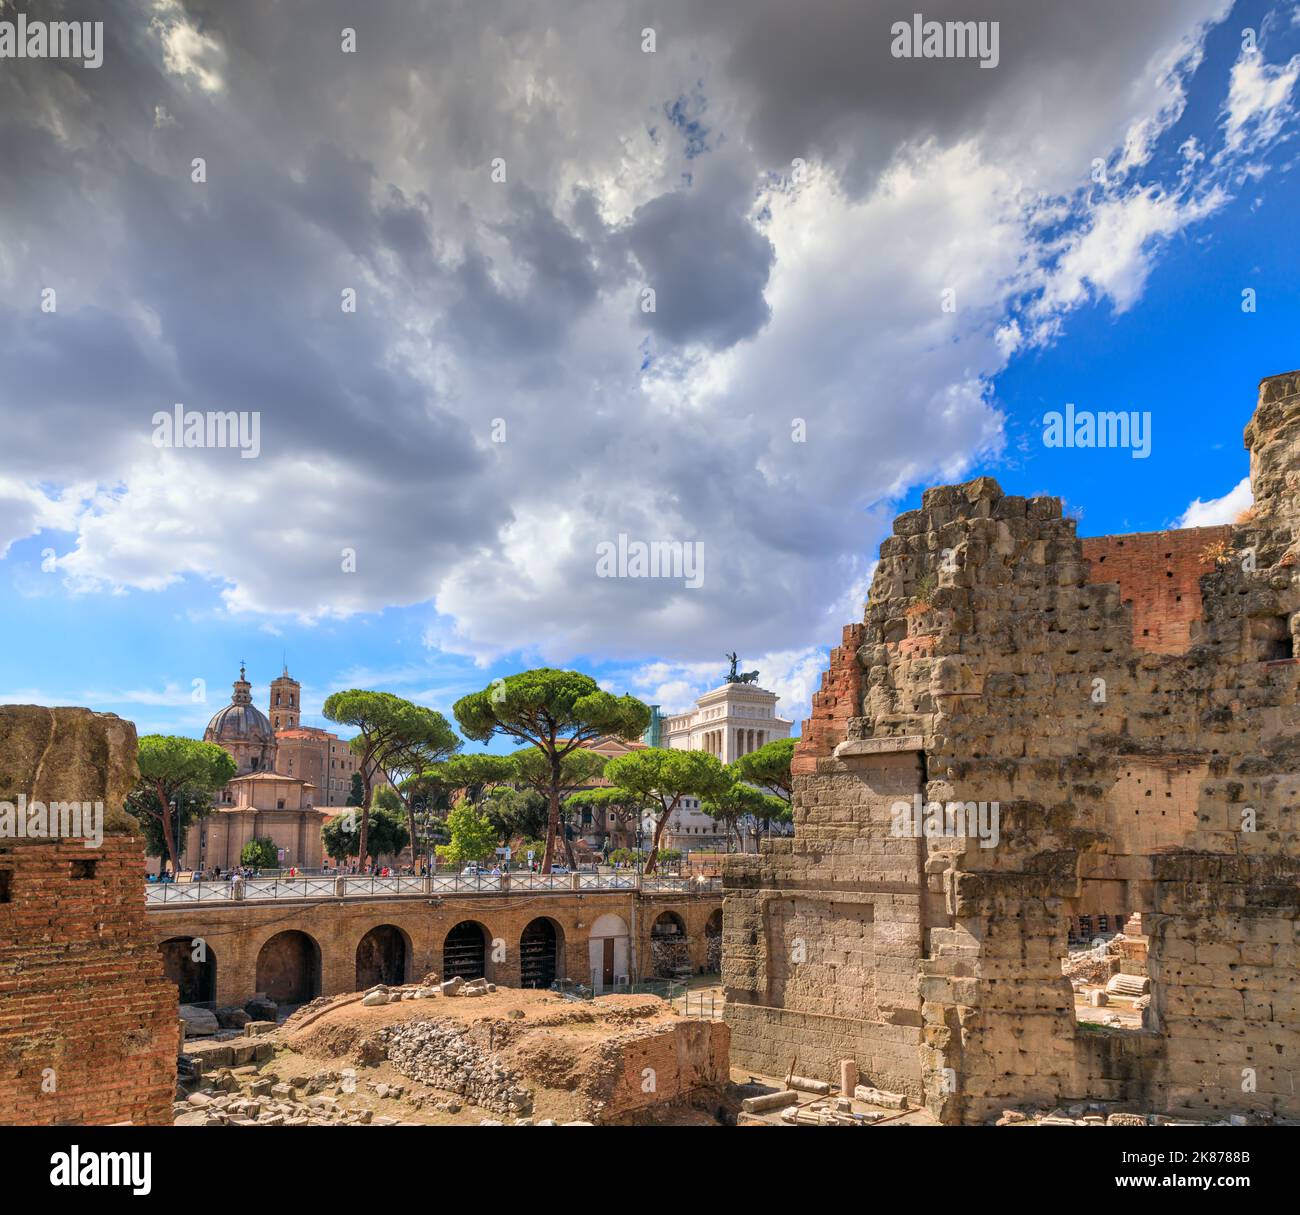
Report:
0,707,179,1124
723,370,1300,1125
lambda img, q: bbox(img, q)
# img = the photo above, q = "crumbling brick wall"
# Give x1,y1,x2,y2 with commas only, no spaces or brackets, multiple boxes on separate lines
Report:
725,370,1300,1123
0,707,178,1125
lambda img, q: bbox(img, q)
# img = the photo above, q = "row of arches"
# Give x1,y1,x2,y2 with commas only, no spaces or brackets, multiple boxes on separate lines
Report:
160,908,722,1007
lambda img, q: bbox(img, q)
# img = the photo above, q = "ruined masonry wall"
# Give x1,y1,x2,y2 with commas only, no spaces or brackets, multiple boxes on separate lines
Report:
0,707,178,1125
725,370,1300,1123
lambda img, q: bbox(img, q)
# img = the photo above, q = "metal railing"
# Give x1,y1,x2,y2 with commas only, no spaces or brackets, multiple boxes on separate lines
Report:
145,872,721,906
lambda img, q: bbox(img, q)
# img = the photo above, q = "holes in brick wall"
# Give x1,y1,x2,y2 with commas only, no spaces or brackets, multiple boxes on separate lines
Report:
0,869,11,902
69,859,97,880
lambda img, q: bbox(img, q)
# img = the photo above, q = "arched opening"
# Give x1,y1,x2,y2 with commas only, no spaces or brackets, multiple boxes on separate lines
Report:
443,920,489,982
159,936,216,1004
356,924,409,990
255,930,321,1006
519,918,564,989
589,913,630,993
650,910,688,979
704,908,723,974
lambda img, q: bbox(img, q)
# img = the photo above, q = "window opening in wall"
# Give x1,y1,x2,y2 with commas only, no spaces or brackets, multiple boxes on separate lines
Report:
1064,896,1152,1032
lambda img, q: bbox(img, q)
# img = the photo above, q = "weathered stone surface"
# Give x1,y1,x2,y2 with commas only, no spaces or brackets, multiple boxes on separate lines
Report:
724,370,1300,1125
0,707,177,1126
179,1005,220,1037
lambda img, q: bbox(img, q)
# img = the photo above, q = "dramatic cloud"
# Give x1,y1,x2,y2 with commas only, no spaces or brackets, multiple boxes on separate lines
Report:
0,0,1289,673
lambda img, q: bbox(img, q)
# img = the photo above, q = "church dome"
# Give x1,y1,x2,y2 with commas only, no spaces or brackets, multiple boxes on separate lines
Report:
204,665,275,743
205,701,275,742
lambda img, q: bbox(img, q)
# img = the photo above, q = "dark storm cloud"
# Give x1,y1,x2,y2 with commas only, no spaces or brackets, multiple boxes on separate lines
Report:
624,156,774,350
665,0,1229,193
0,0,1241,652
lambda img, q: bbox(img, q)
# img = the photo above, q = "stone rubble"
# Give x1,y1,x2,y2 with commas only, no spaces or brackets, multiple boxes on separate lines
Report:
379,1020,532,1116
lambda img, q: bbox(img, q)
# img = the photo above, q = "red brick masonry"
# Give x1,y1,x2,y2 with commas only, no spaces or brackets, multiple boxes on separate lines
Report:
1082,526,1231,655
0,835,178,1125
793,623,864,774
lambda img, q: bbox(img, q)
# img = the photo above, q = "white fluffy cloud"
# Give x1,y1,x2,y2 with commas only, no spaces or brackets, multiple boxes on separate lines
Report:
0,0,1287,670
1223,47,1300,154
1177,475,1253,528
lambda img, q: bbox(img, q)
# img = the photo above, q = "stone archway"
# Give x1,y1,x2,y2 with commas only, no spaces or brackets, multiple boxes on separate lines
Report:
159,936,217,1004
519,917,564,989
443,920,489,982
650,910,688,979
356,924,409,990
255,930,321,1005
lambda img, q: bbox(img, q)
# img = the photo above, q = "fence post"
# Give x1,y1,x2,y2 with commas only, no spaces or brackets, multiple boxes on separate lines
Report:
335,876,347,899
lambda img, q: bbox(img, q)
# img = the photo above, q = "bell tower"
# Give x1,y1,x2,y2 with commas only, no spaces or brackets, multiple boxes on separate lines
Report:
269,663,301,731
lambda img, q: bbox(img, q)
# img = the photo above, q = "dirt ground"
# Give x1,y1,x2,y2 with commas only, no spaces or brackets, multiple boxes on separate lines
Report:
190,986,731,1126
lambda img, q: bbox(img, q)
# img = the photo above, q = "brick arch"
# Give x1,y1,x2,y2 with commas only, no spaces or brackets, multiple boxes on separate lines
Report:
159,935,217,1004
442,919,493,982
255,929,321,1005
355,923,412,989
519,916,565,989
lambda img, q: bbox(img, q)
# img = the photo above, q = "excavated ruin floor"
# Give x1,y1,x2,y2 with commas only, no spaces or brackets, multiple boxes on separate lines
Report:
176,985,731,1126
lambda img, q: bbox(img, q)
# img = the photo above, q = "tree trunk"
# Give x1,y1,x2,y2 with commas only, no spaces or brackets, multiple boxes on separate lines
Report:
541,751,561,874
357,757,373,874
561,816,578,869
644,806,672,874
155,779,179,874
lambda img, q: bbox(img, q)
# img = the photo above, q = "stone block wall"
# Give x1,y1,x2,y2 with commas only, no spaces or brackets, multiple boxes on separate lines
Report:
0,707,178,1125
725,370,1300,1122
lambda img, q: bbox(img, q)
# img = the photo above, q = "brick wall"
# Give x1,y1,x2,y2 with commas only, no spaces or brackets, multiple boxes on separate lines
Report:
792,623,864,775
147,888,722,1006
1082,526,1230,654
0,836,179,1125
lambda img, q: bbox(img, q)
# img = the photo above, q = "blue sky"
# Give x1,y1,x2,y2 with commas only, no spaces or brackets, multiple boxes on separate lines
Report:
0,1,1296,745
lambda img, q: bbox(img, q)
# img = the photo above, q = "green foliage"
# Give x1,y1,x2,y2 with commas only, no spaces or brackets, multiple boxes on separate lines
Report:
452,669,650,872
729,736,796,803
701,779,789,849
435,801,498,867
601,748,729,873
910,572,937,609
321,798,410,863
240,836,279,869
136,734,238,795
453,669,650,750
129,735,239,871
481,785,549,844
348,773,364,806
324,689,460,866
510,745,607,793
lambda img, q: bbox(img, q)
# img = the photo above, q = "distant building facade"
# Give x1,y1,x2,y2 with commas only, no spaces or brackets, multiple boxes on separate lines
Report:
181,663,363,870
656,678,793,853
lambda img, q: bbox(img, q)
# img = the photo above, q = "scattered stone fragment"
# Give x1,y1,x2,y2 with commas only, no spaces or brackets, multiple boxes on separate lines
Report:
854,1086,907,1110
